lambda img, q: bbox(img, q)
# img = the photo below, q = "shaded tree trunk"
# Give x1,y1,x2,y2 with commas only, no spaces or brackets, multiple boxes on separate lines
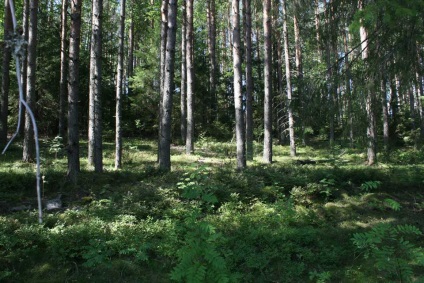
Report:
232,0,246,169
159,0,178,171
59,0,68,139
263,0,272,163
343,28,354,147
244,0,253,160
115,0,125,169
186,0,194,154
282,0,296,157
294,12,304,145
88,0,103,172
0,0,13,146
67,0,82,184
20,0,29,136
180,0,186,143
207,0,217,122
23,0,38,162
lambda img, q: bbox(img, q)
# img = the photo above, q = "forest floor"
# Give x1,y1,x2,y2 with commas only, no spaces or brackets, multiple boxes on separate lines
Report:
0,138,423,282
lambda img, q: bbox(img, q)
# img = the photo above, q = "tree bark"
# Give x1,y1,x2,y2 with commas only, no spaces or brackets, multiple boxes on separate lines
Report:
244,0,253,160
282,0,296,157
180,0,187,143
185,0,194,154
67,0,82,184
23,0,38,162
0,0,12,146
294,13,304,145
159,0,178,171
115,0,125,169
59,0,68,139
263,0,272,163
88,0,103,172
232,0,246,169
207,0,217,122
158,0,168,162
20,0,29,136
343,28,354,148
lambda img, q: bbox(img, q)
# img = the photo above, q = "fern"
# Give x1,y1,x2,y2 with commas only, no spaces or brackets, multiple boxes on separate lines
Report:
384,198,401,211
360,180,382,193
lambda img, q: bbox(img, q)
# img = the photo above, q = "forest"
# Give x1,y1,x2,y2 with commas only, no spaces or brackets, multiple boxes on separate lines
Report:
0,0,424,281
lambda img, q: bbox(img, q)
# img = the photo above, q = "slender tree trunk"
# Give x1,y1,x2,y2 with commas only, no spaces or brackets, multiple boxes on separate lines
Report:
263,0,272,163
20,0,29,136
186,0,194,154
180,0,187,143
0,0,12,146
232,0,246,169
314,0,321,57
294,13,305,145
416,50,424,138
158,0,168,162
276,36,285,145
23,0,38,162
244,0,253,160
381,72,389,150
115,0,125,169
207,0,217,122
127,14,134,94
343,28,354,147
159,0,177,171
88,0,103,172
67,0,82,184
282,0,296,157
59,0,68,139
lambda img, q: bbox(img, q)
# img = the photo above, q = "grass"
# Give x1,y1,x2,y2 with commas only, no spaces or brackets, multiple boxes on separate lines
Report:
0,138,423,282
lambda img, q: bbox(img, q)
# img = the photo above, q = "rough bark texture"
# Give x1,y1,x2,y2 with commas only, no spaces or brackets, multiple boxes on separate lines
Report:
244,0,253,161
59,0,68,139
23,0,38,162
207,0,217,122
232,0,246,169
186,0,194,154
67,0,82,184
0,0,12,146
158,0,168,162
88,0,103,172
159,0,177,171
115,0,125,169
263,0,272,163
180,0,187,143
282,0,296,157
343,29,354,148
294,13,304,145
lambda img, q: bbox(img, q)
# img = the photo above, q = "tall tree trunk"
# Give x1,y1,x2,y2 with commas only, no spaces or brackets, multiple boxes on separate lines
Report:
263,0,272,163
244,0,253,160
417,49,424,139
207,0,217,122
381,72,389,150
359,0,376,165
0,0,12,146
185,0,194,154
23,0,38,162
20,0,29,136
158,0,168,162
67,0,82,184
282,0,296,157
59,0,68,139
159,0,178,171
232,0,246,169
115,0,125,169
127,13,134,94
343,28,354,148
88,0,103,172
293,13,304,145
314,0,321,57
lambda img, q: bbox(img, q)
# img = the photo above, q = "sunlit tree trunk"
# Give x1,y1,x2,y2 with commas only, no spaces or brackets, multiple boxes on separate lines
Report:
232,0,246,169
263,0,272,163
20,0,29,136
0,0,12,146
343,28,354,148
67,0,82,184
186,0,194,154
381,72,389,150
207,0,217,122
115,0,125,169
244,0,253,161
158,0,168,162
294,13,304,145
59,0,68,139
282,0,296,157
88,0,103,172
23,0,38,162
159,0,177,171
180,0,187,143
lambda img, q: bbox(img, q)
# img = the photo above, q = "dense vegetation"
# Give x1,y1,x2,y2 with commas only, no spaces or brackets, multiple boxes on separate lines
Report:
1,138,423,282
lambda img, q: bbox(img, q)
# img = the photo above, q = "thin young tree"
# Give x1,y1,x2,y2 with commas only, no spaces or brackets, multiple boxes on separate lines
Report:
263,0,273,163
185,0,194,154
282,0,296,157
88,0,103,172
67,0,83,183
180,0,187,143
159,0,178,171
207,0,217,122
115,0,125,169
20,0,29,136
244,0,253,161
232,0,246,169
59,0,68,139
0,0,13,146
23,0,38,162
